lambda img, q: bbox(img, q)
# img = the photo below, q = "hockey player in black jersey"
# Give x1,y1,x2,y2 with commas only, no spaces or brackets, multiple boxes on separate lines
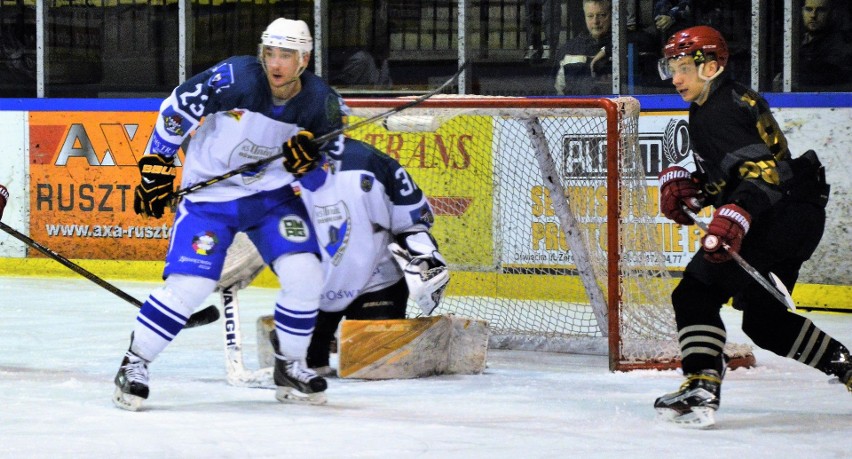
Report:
653,25,850,428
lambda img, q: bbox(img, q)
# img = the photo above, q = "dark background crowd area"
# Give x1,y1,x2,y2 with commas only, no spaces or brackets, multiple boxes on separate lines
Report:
1,0,850,98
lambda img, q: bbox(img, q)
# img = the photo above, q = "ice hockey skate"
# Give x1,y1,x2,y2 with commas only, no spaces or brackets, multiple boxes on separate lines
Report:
654,369,722,428
268,330,328,404
824,345,852,393
312,365,337,378
273,357,328,405
112,350,150,411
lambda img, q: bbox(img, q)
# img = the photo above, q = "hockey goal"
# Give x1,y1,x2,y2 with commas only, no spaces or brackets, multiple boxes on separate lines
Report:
343,95,753,372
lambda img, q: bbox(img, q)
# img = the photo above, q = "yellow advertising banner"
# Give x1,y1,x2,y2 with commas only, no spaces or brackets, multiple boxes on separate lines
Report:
347,116,495,269
29,111,179,260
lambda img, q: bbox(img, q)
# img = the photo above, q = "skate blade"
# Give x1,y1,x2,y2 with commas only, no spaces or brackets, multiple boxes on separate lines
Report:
275,386,327,406
656,407,716,428
112,387,145,412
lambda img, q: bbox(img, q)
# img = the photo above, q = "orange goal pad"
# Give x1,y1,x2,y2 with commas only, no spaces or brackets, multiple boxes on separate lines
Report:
338,316,489,379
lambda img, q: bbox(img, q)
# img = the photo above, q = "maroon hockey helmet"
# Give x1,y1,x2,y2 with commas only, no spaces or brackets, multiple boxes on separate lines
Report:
663,25,729,68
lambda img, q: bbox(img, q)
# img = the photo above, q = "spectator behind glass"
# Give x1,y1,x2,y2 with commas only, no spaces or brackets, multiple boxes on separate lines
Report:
524,0,552,61
554,0,612,95
333,41,392,89
554,0,657,95
652,1,693,43
798,0,852,90
651,1,728,42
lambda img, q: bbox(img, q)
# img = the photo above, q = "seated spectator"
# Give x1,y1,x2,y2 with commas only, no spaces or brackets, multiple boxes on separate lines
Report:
554,0,613,95
798,0,852,90
554,0,656,95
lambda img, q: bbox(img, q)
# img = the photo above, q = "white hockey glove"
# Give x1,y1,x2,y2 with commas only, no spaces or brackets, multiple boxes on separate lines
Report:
217,232,266,291
389,232,450,316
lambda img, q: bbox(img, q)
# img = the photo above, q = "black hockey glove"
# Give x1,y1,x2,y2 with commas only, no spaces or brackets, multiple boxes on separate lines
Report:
282,130,320,176
134,154,177,219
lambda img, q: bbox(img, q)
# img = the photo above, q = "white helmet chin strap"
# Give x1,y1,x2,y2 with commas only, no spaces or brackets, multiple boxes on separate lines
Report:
698,63,725,82
696,63,725,104
294,51,309,78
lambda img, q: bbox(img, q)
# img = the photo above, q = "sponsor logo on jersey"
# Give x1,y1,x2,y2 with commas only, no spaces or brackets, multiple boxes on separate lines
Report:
230,139,277,184
360,174,374,192
207,63,235,93
225,109,245,122
280,215,310,243
314,201,351,265
410,203,435,226
192,231,219,255
162,112,186,137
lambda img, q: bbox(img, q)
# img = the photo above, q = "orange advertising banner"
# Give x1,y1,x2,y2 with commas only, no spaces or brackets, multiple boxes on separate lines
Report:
29,111,180,261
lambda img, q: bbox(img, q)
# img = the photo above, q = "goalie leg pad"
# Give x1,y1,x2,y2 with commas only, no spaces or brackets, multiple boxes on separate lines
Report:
337,315,488,379
217,232,266,291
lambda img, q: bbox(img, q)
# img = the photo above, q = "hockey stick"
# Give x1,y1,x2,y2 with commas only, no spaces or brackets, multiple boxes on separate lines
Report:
682,208,796,311
173,61,469,198
221,284,274,388
0,221,220,327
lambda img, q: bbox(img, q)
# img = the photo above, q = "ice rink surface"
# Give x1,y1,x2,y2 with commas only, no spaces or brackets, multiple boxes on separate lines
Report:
0,276,850,458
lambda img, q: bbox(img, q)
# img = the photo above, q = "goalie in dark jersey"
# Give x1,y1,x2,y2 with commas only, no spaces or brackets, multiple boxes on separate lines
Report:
652,25,850,428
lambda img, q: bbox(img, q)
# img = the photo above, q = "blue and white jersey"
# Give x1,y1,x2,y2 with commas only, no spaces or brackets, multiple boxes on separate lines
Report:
149,55,346,202
298,138,435,312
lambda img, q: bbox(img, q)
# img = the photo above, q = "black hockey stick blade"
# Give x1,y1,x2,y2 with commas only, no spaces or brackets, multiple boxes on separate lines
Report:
173,61,469,198
0,221,219,328
681,208,796,310
185,304,221,328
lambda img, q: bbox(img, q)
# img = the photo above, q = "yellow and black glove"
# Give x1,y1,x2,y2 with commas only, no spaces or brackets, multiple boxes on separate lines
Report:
134,154,176,218
282,130,320,176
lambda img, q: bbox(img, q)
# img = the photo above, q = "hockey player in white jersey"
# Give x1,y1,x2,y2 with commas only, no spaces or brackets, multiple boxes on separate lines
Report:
221,136,449,376
298,137,448,374
113,17,345,410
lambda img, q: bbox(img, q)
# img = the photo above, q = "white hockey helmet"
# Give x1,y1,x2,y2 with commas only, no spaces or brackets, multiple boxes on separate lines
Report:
260,18,313,55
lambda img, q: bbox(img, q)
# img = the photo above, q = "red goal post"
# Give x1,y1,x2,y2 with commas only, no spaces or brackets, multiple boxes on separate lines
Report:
342,95,754,372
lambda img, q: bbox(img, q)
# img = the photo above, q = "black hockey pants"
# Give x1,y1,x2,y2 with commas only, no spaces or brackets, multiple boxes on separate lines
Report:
672,197,832,374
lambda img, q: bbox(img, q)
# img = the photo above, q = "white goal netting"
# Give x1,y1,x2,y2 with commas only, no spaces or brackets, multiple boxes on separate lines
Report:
345,96,752,371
